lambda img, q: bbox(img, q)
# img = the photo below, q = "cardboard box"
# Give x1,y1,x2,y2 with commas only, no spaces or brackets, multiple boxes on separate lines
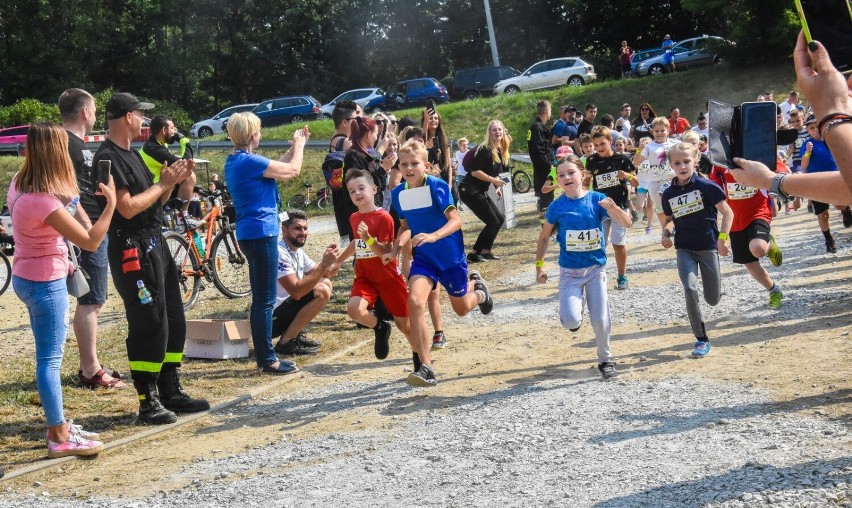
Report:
185,319,251,359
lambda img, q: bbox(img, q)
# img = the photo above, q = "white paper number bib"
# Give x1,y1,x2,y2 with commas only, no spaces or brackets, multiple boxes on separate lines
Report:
668,190,704,218
564,229,601,252
354,238,377,259
595,171,619,189
726,182,757,200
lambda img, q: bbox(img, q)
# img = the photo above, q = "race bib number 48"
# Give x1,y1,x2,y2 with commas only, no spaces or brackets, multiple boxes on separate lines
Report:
668,190,704,218
595,171,619,189
726,182,757,200
565,229,601,252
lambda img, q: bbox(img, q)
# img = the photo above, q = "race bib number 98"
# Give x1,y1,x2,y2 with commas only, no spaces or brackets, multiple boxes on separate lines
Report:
595,171,619,189
726,182,757,200
565,229,601,252
668,190,704,218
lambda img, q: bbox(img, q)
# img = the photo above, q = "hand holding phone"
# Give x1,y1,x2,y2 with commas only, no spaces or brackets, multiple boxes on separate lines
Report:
96,160,111,186
426,99,436,114
795,0,852,73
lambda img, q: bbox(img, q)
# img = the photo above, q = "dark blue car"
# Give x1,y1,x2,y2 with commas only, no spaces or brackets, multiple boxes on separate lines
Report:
252,96,321,127
384,78,449,110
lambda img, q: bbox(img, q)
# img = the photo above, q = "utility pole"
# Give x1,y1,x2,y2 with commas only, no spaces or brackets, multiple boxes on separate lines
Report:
483,0,500,66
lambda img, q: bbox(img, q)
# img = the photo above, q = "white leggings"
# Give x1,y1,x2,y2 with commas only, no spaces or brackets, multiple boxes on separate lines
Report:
558,264,612,363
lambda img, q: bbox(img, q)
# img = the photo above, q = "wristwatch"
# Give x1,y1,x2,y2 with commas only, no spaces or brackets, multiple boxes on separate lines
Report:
769,174,791,202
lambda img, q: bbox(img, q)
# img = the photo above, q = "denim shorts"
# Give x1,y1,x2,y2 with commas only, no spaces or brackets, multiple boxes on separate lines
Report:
77,237,109,305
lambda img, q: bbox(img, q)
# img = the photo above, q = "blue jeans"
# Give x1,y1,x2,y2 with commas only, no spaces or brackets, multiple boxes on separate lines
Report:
13,276,68,427
239,236,278,366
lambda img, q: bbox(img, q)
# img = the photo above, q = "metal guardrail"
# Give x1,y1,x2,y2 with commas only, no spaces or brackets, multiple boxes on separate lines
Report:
0,139,331,156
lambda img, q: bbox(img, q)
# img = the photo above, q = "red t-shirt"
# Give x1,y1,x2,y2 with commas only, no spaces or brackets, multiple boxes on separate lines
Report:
668,117,691,135
349,208,400,280
710,165,772,232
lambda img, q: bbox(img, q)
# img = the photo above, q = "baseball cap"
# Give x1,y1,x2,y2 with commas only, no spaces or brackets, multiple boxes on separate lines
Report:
105,92,155,120
563,105,577,113
803,113,816,126
698,134,708,142
555,145,574,157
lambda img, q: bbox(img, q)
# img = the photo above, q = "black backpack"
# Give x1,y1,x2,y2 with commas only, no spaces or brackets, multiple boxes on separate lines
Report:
323,137,347,190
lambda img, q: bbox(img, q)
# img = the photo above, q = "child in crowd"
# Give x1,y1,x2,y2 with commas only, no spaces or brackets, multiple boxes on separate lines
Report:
660,142,733,358
453,137,470,211
334,170,412,360
535,154,632,379
578,134,594,168
613,137,628,154
787,109,808,174
585,126,637,290
634,117,676,234
386,140,494,387
542,145,574,196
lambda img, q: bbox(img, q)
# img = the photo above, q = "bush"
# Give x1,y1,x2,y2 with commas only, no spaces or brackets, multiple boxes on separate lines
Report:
0,99,60,127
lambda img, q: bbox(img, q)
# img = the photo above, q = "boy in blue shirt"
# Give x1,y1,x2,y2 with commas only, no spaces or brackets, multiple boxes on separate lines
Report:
387,140,494,387
661,142,734,359
535,154,632,379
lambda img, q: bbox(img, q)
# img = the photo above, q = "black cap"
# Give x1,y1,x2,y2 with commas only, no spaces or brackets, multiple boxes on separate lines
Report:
105,92,154,120
566,106,577,112
804,113,817,126
698,134,708,142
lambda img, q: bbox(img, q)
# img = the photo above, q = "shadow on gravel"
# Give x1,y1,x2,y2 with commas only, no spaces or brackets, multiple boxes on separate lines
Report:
593,456,852,508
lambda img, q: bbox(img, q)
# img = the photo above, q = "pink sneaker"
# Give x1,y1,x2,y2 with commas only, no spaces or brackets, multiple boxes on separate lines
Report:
68,420,99,439
47,433,103,459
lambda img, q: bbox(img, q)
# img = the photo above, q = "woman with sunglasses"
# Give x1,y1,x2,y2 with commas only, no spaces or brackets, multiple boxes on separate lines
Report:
630,102,659,146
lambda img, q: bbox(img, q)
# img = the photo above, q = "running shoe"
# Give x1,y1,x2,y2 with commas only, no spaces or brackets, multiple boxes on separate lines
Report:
843,208,852,228
769,290,783,309
374,320,391,360
406,364,437,387
47,433,104,459
644,226,652,235
473,278,493,315
412,352,422,372
598,362,618,379
616,275,629,290
431,330,446,350
690,341,712,358
826,237,838,254
481,252,500,261
467,252,484,263
767,235,783,267
630,210,639,222
67,420,99,440
275,334,320,355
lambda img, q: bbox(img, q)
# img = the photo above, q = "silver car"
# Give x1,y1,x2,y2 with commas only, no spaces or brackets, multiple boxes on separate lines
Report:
634,35,732,77
190,103,258,138
493,57,596,94
319,88,386,118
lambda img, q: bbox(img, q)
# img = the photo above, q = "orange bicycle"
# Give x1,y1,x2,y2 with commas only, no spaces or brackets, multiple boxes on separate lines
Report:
163,190,250,310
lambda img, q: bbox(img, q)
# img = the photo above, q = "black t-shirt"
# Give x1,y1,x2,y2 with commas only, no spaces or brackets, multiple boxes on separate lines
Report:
93,139,164,233
66,131,101,221
632,117,652,145
462,146,505,193
578,119,595,136
585,152,635,207
527,118,553,168
142,137,182,167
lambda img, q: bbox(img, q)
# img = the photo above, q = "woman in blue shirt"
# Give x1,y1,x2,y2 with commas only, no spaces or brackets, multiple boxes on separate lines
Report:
224,112,310,374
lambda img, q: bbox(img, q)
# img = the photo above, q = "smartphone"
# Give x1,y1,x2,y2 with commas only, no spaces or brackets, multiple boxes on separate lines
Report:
96,160,111,186
795,0,852,73
426,99,436,113
740,102,777,170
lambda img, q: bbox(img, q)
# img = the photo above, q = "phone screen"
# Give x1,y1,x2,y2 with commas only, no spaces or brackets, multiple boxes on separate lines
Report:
795,0,852,72
97,160,111,185
740,102,777,170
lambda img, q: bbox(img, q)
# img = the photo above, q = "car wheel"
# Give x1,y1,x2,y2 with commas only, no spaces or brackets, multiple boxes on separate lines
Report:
198,126,214,138
463,91,479,101
322,113,332,120
649,64,665,76
290,115,304,124
713,55,724,65
504,85,521,95
567,76,585,87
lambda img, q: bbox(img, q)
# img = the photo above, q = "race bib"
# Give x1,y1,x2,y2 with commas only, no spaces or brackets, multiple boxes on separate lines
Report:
653,161,673,177
595,171,619,189
638,161,652,175
726,182,757,200
564,229,601,252
399,186,433,211
659,181,671,195
354,238,377,259
668,190,704,218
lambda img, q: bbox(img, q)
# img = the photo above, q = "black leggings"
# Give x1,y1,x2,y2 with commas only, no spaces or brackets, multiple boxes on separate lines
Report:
460,187,504,252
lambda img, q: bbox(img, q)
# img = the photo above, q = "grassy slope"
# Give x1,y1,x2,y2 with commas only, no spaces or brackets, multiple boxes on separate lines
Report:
0,62,795,207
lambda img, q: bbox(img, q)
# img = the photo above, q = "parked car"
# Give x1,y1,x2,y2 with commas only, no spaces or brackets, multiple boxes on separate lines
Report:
319,88,385,118
630,47,664,76
190,103,259,138
452,66,519,100
383,78,449,110
0,125,29,152
252,96,321,127
493,58,596,95
633,35,732,77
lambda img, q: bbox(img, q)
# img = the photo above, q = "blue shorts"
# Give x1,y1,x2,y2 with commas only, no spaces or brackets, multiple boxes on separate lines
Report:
77,237,109,305
409,257,469,297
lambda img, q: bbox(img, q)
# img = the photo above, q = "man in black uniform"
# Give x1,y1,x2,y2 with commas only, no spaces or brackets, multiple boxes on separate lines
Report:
94,93,209,425
140,114,197,221
527,100,554,224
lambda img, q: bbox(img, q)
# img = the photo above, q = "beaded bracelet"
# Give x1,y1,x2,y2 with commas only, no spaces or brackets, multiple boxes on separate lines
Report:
822,117,852,141
817,112,852,137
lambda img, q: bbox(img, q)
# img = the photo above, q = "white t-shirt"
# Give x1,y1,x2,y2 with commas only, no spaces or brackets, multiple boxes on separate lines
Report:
275,240,317,309
639,139,677,182
454,149,468,177
690,125,709,138
778,100,801,122
618,117,631,139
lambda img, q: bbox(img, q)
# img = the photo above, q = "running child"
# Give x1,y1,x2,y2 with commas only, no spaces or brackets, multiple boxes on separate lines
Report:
535,154,631,379
387,140,494,387
633,117,676,234
334,169,412,360
660,142,734,358
541,145,574,196
585,126,637,290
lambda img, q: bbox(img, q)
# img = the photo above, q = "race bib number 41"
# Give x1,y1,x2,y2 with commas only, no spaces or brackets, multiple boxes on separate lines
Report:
595,171,619,189
726,182,757,200
565,229,601,252
668,190,704,218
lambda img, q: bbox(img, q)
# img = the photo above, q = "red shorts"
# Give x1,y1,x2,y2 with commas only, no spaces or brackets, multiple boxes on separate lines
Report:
350,274,409,317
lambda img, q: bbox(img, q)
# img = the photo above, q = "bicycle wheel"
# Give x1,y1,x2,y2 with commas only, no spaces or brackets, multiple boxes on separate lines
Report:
0,251,10,296
164,231,202,310
287,194,306,210
211,229,251,298
317,196,330,209
512,170,532,193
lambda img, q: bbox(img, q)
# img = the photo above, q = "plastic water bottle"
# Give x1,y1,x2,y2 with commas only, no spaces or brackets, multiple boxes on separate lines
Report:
137,280,152,304
65,197,79,216
192,230,206,257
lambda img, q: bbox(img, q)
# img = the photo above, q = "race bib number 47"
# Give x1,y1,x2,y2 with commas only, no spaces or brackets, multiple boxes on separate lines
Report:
565,229,601,252
668,190,704,218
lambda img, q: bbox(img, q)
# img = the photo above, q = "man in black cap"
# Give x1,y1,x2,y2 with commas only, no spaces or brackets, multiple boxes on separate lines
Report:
94,92,209,425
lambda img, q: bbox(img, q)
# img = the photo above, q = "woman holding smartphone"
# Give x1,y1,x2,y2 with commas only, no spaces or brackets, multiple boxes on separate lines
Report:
8,122,116,458
459,120,510,262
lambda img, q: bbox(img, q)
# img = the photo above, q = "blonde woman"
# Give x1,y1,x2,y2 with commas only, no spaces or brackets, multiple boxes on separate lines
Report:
459,120,511,262
8,122,116,457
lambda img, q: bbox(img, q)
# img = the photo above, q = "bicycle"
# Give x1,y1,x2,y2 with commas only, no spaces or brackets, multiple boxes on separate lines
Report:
0,249,9,296
510,166,532,194
287,183,331,210
163,190,250,310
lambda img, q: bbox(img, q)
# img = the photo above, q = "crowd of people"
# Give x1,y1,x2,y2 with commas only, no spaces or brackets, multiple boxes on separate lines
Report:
5,30,851,463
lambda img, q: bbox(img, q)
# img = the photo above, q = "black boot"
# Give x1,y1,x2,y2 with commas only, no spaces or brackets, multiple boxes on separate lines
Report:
135,381,177,425
158,367,210,414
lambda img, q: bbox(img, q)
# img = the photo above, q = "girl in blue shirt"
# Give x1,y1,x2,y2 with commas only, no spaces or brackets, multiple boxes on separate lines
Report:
535,154,632,379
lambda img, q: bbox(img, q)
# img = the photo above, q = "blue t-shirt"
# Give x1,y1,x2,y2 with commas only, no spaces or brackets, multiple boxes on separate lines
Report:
661,174,726,251
224,150,279,241
799,138,837,173
662,40,675,64
391,175,464,271
545,191,610,269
